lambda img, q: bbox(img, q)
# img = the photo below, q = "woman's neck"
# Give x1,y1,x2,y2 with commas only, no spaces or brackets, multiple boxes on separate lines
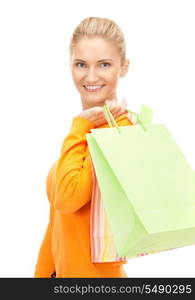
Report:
81,96,119,110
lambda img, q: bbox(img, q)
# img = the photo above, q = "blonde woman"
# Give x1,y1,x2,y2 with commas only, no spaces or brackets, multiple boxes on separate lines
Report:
34,16,134,278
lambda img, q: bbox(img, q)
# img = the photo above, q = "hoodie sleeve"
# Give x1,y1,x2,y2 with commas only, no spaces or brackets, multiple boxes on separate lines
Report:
34,163,56,278
54,117,95,215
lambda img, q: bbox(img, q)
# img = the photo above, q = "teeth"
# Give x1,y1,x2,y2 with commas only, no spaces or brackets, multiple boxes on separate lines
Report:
85,85,103,90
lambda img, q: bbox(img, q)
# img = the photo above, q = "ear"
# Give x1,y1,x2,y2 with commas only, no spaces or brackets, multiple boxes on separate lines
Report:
120,59,130,77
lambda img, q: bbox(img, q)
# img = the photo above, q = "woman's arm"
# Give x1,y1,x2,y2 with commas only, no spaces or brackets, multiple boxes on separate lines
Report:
54,117,95,215
54,100,127,215
34,164,56,278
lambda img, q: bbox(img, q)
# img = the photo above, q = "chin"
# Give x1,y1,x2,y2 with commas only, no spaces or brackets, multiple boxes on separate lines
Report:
82,94,104,104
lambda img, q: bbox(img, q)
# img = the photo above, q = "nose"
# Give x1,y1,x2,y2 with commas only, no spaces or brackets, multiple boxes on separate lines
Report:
85,66,99,82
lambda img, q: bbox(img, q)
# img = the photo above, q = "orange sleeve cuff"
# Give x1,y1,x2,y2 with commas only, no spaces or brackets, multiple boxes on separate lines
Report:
70,117,95,136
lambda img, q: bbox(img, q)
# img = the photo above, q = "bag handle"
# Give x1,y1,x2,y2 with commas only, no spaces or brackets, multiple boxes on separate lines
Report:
103,103,154,133
103,104,121,133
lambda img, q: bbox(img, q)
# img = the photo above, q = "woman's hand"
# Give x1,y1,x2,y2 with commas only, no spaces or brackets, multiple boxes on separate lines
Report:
77,98,127,127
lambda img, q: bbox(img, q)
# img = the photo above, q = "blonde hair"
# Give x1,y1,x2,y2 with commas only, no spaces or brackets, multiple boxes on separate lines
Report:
69,17,127,65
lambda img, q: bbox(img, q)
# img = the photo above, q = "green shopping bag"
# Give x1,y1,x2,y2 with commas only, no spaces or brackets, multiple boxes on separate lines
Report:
86,104,195,258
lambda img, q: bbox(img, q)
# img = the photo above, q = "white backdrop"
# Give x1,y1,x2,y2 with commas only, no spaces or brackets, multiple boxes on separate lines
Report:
0,0,195,277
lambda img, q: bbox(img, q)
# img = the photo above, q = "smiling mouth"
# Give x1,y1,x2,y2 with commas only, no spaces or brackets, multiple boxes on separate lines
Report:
83,85,105,92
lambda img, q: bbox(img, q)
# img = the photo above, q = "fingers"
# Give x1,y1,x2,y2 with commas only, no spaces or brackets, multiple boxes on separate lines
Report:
111,99,128,117
103,98,128,123
104,99,116,106
107,99,121,115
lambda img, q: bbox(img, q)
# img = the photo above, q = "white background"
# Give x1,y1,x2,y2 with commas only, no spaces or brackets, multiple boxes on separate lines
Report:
0,0,195,277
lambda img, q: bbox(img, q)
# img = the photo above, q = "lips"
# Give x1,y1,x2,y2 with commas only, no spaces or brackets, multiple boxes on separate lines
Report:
83,85,105,92
83,84,105,93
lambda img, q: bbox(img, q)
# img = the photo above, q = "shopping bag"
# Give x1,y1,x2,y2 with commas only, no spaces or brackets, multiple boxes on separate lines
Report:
86,104,195,258
90,153,175,262
90,153,165,262
90,109,140,262
90,154,127,262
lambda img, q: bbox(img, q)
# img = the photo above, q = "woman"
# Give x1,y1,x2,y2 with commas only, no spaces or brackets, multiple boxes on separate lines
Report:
34,16,134,278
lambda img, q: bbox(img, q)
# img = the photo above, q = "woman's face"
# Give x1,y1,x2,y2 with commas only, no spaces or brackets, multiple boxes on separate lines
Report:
70,36,129,109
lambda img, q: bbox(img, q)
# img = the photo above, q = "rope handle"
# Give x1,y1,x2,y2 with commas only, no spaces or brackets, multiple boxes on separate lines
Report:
103,103,154,133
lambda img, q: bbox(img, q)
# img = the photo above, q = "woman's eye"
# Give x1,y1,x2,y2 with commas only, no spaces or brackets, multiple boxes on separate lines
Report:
76,62,85,68
100,62,110,68
75,62,110,68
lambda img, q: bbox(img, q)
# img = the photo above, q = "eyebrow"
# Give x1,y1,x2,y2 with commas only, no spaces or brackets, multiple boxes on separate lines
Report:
73,59,113,62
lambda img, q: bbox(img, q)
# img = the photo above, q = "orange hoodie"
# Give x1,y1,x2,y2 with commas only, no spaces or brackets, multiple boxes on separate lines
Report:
34,112,133,278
